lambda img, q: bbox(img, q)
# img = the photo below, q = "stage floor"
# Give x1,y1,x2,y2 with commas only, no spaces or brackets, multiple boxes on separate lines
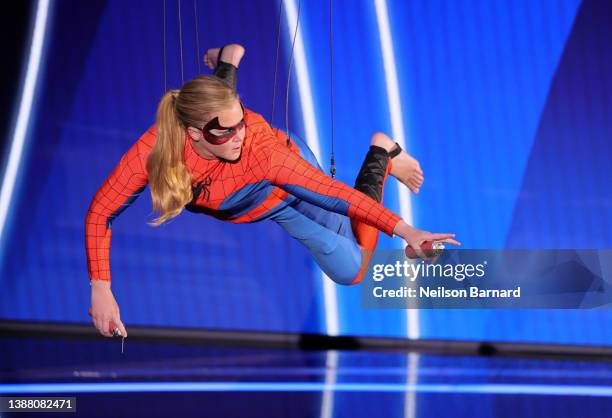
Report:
1,335,612,417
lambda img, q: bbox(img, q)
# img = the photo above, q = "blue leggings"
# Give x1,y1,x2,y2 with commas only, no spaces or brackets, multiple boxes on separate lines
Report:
269,132,362,285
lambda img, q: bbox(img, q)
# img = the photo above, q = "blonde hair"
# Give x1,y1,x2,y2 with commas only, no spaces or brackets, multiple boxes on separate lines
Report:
146,75,238,226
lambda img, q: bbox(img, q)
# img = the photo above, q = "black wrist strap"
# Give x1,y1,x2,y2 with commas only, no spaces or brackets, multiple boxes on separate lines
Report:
217,46,225,62
213,46,238,90
388,142,402,159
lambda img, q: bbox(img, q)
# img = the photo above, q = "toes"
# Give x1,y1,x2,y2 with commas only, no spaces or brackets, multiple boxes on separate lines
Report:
408,178,422,191
405,179,420,194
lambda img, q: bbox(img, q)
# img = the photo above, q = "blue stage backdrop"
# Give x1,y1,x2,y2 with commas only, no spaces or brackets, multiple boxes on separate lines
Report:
1,0,610,345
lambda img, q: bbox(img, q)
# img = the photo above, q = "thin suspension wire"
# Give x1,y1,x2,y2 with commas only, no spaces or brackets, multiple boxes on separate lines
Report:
270,0,284,125
163,0,167,91
329,0,336,177
285,0,301,146
177,0,184,84
193,0,201,74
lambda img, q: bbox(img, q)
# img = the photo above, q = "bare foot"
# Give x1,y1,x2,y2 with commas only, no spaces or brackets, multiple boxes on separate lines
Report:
370,132,424,194
390,149,424,194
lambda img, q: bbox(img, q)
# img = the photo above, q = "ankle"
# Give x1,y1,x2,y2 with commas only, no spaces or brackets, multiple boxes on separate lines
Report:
370,132,396,153
369,145,391,156
388,142,402,159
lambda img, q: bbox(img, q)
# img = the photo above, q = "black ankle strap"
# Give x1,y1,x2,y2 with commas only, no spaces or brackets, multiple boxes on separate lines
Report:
388,142,402,159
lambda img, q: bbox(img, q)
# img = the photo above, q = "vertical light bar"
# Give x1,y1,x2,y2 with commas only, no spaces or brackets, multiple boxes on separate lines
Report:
320,350,339,418
284,0,339,337
0,0,51,251
403,353,420,418
373,0,420,340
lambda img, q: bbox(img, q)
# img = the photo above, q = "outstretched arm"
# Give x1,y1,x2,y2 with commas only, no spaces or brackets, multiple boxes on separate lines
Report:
260,139,460,256
85,130,153,339
261,140,402,236
85,132,151,282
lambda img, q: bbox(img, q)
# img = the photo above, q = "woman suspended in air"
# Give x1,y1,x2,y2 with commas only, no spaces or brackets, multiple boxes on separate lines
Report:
85,44,460,338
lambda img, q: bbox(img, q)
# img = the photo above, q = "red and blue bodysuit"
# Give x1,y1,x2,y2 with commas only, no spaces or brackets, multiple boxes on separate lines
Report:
85,61,402,285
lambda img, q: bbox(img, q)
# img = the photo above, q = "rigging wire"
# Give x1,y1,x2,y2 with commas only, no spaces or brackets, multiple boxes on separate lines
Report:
194,0,201,74
177,0,184,84
329,0,336,177
163,0,167,91
271,0,284,125
284,0,301,147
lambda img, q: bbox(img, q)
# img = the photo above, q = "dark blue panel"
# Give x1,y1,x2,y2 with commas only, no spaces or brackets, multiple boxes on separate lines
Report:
1,0,611,345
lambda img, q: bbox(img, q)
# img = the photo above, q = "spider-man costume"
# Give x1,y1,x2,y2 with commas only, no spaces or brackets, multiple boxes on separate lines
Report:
85,56,402,285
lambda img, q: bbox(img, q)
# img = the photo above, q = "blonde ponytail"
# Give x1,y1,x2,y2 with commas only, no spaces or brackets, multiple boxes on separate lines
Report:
146,89,193,226
146,76,238,226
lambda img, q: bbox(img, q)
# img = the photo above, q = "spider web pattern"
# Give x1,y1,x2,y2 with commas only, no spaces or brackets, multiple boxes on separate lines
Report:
84,109,402,282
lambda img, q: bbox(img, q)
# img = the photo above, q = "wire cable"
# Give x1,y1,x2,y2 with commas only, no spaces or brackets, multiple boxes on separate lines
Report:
177,0,184,84
271,0,284,125
163,0,167,91
329,0,336,177
285,0,301,146
194,0,201,74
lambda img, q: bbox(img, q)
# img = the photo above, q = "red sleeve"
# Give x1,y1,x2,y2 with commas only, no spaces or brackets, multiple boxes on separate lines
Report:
260,140,402,236
84,129,153,281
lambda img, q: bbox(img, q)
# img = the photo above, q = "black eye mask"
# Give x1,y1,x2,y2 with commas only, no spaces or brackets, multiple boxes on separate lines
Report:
201,102,245,145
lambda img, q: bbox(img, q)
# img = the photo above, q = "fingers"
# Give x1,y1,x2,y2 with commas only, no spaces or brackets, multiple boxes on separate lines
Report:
410,243,428,260
204,55,214,70
108,319,125,338
91,311,125,337
93,316,109,337
203,47,221,69
429,233,456,241
91,307,109,336
105,317,127,338
98,317,113,337
440,238,461,246
427,234,461,247
114,317,128,338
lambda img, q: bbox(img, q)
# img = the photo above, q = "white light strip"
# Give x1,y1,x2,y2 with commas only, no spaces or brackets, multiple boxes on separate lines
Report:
0,0,50,249
373,0,420,340
284,0,339,337
321,350,339,418
403,353,420,418
4,382,612,396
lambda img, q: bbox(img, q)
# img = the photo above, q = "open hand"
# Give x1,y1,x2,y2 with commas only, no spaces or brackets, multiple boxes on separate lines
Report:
393,221,460,260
